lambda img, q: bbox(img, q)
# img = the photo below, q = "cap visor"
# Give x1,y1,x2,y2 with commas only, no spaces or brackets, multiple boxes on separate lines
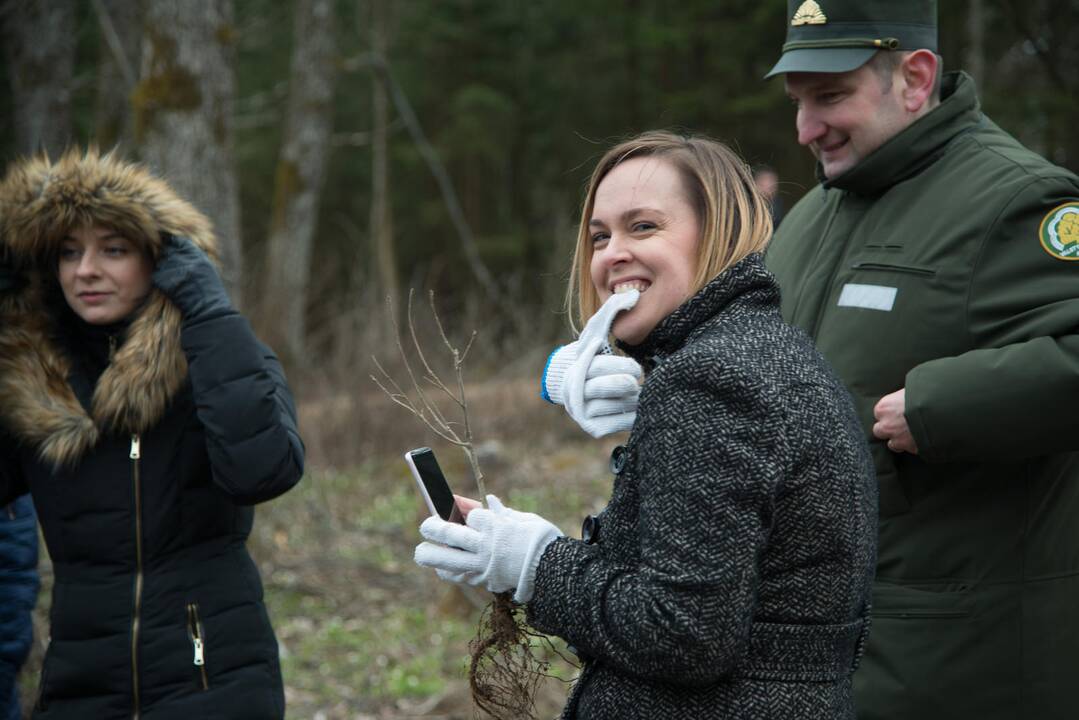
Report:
764,47,877,79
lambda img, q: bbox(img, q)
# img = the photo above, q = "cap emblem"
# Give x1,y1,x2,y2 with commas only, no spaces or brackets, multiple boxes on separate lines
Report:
791,0,828,26
1039,202,1079,261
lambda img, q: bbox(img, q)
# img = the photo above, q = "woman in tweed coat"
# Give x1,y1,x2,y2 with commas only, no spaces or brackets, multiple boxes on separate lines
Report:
416,132,877,719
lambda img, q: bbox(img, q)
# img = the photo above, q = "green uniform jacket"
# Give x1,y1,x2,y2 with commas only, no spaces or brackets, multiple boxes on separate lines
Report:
767,72,1079,720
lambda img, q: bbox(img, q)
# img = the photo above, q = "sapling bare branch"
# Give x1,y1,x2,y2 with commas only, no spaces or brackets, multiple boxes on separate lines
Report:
372,289,551,720
370,288,487,500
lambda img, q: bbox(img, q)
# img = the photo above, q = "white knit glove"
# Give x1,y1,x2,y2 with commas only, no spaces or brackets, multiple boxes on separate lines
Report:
414,495,563,603
541,290,643,438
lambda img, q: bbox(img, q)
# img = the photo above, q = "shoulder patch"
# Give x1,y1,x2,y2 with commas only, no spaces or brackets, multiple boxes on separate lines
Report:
1040,202,1079,261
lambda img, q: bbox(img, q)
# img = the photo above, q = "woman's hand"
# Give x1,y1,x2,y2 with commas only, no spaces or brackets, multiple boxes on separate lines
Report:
414,494,562,603
152,234,232,321
541,290,642,438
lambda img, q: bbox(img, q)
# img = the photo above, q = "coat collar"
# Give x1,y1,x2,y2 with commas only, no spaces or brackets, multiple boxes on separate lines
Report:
822,71,983,197
617,253,779,369
0,279,188,468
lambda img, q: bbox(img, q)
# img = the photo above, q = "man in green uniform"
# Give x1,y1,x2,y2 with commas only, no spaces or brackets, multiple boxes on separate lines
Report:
765,1,1079,717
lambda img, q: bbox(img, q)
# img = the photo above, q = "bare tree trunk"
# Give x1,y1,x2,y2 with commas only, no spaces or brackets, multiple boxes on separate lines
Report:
136,0,244,304
92,0,142,153
264,0,336,361
368,0,398,331
1,0,75,157
965,0,985,97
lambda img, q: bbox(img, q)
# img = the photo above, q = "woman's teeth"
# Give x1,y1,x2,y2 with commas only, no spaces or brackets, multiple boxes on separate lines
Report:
614,281,649,294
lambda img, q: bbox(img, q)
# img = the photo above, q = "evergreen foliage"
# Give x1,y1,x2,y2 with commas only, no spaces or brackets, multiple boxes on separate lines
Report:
1,0,1075,351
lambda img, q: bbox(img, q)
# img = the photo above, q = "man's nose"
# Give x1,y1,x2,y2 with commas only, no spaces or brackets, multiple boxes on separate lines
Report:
796,108,826,147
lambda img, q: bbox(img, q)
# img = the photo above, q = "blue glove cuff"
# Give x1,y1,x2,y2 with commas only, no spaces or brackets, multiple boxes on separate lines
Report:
540,346,562,403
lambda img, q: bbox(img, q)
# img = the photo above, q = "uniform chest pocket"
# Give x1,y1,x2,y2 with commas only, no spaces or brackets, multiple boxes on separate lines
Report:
835,261,938,314
850,261,937,277
820,256,967,391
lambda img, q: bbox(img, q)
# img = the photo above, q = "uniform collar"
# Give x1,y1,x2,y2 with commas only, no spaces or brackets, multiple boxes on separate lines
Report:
617,253,779,369
822,71,982,197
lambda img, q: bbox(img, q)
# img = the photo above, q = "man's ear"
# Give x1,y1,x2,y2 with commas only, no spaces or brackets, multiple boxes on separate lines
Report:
900,49,938,114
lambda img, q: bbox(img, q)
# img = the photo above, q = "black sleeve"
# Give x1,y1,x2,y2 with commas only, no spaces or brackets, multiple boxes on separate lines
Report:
0,429,28,507
181,311,305,504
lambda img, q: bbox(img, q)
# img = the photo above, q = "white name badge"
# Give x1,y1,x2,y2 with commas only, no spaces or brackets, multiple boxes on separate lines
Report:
837,283,897,312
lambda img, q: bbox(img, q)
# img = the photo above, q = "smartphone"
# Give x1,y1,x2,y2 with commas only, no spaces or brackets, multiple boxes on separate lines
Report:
405,447,465,523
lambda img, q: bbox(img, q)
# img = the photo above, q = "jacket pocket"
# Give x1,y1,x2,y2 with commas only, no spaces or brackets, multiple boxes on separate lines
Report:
850,260,937,277
186,602,210,690
856,583,1015,718
870,582,972,619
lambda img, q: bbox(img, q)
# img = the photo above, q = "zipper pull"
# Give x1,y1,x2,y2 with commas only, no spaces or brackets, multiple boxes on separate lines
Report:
108,334,117,360
193,637,205,666
130,435,141,460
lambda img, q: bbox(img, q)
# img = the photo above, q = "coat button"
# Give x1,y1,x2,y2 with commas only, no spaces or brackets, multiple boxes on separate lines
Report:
609,445,627,475
581,514,600,544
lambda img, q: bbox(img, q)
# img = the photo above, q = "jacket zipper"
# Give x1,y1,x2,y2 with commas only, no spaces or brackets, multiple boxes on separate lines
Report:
186,603,210,690
871,608,968,619
130,434,143,720
850,261,936,277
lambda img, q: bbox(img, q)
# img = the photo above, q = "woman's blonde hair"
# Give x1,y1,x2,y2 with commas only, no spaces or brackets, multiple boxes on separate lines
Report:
567,131,773,330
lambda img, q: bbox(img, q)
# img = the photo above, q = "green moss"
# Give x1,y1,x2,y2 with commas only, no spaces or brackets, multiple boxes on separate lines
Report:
130,29,202,142
215,23,236,46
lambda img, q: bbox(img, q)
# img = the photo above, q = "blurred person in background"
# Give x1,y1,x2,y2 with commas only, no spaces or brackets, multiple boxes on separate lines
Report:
0,493,37,720
0,249,37,720
416,131,877,719
752,164,784,226
0,149,304,719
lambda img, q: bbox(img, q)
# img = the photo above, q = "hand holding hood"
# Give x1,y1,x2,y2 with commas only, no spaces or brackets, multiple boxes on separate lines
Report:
0,148,222,467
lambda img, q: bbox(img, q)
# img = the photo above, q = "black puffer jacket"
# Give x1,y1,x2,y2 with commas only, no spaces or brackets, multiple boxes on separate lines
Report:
527,254,877,719
0,150,304,719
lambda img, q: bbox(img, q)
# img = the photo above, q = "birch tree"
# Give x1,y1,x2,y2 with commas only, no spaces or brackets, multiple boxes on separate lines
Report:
135,0,244,302
1,0,75,157
265,0,337,360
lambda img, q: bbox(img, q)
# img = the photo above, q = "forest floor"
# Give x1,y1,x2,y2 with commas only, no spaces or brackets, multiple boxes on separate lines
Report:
18,375,623,719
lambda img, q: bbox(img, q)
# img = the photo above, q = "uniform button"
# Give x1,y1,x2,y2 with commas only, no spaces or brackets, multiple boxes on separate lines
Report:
581,514,600,544
609,445,627,475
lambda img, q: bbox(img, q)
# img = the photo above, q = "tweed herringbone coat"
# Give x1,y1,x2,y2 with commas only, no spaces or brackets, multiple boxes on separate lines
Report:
527,254,877,719
0,150,304,719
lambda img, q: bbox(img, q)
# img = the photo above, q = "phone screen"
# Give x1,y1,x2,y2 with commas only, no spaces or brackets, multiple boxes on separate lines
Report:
406,448,463,523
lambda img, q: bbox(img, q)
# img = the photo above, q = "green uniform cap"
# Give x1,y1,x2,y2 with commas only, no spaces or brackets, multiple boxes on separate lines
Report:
766,0,937,78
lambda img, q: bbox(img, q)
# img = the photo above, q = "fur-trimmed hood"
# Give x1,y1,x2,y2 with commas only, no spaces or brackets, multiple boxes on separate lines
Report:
0,148,220,467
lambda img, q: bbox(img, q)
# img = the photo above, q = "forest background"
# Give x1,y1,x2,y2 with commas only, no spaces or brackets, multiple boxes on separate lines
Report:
3,1,1077,718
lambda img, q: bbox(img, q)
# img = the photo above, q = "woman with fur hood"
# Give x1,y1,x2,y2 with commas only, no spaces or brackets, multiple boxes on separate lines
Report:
0,149,304,719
